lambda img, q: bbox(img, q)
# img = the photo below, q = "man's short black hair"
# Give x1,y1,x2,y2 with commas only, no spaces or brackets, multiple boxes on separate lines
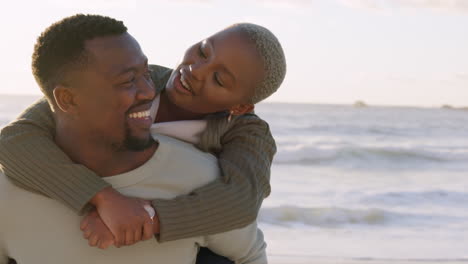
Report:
32,14,127,100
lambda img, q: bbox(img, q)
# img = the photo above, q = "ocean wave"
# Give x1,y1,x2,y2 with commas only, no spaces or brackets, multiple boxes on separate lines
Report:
258,205,464,227
274,144,468,169
259,206,392,226
361,190,468,207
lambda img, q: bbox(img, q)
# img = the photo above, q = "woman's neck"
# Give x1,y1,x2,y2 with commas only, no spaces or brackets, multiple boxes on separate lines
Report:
155,91,206,123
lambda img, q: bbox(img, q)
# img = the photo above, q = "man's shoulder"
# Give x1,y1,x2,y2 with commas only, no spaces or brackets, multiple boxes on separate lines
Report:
0,170,24,207
153,133,216,162
0,170,10,188
108,134,218,182
0,170,28,196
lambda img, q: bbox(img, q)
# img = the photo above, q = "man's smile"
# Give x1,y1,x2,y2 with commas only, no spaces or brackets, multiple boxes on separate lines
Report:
126,103,154,128
128,110,151,119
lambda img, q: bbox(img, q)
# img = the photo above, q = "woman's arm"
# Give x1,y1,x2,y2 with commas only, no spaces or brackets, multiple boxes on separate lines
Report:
0,63,170,214
0,63,172,247
0,98,157,247
152,114,275,242
0,98,110,213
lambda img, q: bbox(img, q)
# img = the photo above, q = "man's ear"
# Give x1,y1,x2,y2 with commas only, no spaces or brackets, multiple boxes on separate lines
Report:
229,104,255,115
53,85,78,113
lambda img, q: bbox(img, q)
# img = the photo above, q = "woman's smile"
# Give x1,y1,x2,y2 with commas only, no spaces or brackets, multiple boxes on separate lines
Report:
173,70,195,96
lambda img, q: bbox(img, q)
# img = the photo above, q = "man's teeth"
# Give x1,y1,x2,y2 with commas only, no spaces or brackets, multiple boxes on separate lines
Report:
180,75,193,92
128,110,151,119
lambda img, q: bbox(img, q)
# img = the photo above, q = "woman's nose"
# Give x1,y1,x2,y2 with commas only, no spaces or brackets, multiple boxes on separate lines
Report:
188,62,209,81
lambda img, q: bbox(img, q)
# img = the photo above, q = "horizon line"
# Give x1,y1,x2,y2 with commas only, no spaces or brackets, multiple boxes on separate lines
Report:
0,93,465,109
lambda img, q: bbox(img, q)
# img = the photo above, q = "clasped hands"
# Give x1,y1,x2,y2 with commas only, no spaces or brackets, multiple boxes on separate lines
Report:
80,187,160,249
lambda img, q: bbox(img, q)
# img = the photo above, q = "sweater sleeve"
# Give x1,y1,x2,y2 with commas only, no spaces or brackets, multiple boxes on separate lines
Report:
0,64,171,215
152,114,275,242
0,98,110,214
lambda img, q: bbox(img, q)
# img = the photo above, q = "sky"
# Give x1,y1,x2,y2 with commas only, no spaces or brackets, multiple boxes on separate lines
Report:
0,0,467,107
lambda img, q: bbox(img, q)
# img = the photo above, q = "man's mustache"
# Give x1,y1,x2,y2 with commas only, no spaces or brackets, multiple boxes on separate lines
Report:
126,99,155,114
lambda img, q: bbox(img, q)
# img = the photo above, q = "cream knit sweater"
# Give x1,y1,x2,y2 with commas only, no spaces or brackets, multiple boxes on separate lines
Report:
0,133,267,264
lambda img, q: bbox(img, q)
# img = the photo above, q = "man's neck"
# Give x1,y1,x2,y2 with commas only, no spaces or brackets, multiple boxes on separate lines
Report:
154,92,206,123
55,119,157,177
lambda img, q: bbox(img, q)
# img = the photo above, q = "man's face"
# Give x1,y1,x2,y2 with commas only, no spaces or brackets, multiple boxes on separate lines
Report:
164,27,265,114
69,33,156,151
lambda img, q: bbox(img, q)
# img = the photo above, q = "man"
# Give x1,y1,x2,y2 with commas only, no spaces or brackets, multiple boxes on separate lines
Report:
0,14,267,264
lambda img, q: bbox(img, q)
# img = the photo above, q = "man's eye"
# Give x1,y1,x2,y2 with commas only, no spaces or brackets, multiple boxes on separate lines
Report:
121,77,135,87
143,70,152,80
198,44,207,58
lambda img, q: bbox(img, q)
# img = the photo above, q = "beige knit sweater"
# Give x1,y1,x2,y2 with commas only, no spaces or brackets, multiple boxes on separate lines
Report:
0,65,275,242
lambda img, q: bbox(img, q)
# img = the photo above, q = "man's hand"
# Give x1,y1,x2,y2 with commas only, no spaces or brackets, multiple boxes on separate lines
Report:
80,209,115,249
89,187,154,247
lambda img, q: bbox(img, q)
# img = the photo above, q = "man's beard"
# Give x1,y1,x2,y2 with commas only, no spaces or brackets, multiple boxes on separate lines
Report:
120,124,155,152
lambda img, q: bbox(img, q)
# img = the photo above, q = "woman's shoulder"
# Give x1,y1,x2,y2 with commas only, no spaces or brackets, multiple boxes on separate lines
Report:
149,64,173,93
207,112,268,127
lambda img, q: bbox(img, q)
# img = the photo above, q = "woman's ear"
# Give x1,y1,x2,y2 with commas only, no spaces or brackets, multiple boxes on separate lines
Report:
53,85,78,113
229,104,255,115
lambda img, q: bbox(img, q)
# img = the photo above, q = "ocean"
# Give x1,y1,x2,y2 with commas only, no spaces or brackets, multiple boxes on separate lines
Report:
1,94,468,263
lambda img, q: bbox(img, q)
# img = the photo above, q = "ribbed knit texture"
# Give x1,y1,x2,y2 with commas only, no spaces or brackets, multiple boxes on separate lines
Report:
0,98,110,215
154,114,275,241
0,65,275,242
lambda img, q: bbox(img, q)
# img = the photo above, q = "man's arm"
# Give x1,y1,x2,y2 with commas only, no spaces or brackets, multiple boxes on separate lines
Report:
152,114,275,242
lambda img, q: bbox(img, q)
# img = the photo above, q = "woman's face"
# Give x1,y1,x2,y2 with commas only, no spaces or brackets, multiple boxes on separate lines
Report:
164,27,265,114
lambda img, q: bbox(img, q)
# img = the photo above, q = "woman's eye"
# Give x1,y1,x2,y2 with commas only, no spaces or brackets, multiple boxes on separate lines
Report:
198,44,207,58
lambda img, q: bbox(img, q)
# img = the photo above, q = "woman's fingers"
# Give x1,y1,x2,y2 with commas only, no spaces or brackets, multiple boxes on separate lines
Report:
83,229,92,239
88,235,99,247
80,217,89,230
142,218,153,240
125,229,135,246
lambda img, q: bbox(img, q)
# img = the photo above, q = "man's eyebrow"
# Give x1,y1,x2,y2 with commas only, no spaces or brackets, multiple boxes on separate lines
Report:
113,58,148,77
210,39,236,85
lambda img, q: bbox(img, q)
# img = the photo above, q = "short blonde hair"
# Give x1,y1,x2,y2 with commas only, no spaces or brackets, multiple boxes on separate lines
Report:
230,23,287,104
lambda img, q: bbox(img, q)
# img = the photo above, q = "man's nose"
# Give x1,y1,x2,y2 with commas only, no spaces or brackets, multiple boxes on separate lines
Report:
136,75,156,100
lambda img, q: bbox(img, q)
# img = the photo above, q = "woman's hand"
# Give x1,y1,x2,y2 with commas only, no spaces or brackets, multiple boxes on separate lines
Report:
80,209,115,249
89,187,155,247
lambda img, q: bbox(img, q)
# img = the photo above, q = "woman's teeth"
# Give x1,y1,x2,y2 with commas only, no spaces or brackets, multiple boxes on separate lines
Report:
180,75,193,93
128,110,150,119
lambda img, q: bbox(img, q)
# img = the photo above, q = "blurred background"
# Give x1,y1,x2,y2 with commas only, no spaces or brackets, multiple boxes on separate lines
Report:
1,0,467,263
